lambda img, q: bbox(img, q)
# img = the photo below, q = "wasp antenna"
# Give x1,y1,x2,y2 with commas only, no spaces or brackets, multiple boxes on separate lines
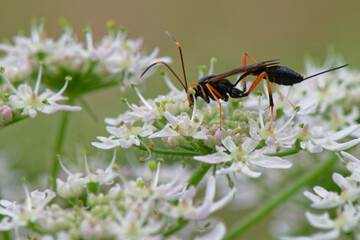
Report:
303,64,349,80
140,61,187,91
165,31,188,89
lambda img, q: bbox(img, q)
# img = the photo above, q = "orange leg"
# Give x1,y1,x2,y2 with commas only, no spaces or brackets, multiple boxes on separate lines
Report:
206,83,225,129
241,53,258,91
271,82,295,109
244,72,276,140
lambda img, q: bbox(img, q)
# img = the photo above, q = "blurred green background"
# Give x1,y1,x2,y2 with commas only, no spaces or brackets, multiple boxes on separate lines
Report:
1,0,359,197
0,0,359,238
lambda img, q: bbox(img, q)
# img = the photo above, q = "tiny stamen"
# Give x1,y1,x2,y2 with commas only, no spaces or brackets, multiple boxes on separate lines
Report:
105,149,117,173
132,85,153,110
258,95,265,128
140,139,152,160
58,154,74,176
152,160,161,188
190,93,197,121
34,64,43,95
275,110,297,134
162,72,180,93
1,70,18,94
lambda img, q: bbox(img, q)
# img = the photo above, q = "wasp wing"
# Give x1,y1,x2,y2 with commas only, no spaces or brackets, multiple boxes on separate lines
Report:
204,59,280,83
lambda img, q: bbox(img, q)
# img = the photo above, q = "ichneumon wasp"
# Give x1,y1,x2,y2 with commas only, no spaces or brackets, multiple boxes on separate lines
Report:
141,32,348,139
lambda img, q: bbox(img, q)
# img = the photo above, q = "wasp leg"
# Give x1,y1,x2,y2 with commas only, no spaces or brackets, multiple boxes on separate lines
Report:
206,83,225,129
271,83,295,109
243,72,276,140
240,53,259,92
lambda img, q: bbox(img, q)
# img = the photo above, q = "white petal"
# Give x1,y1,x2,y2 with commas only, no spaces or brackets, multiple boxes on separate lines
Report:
321,138,360,151
222,136,236,151
305,211,334,229
341,151,360,162
192,127,209,140
250,152,292,169
149,125,179,138
196,176,216,219
304,190,322,203
194,151,231,164
106,126,122,138
330,125,360,141
281,229,340,240
237,162,262,178
332,173,346,189
163,111,181,127
210,187,236,213
242,137,259,152
313,186,329,198
91,136,120,149
301,141,323,153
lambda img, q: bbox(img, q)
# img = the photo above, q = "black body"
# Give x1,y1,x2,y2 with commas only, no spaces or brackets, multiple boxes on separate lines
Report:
253,66,304,85
195,76,244,102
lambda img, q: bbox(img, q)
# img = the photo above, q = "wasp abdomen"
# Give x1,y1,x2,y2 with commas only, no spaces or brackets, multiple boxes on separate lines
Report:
266,66,304,86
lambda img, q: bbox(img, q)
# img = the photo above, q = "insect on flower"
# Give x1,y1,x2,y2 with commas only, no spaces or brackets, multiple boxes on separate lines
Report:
141,32,348,139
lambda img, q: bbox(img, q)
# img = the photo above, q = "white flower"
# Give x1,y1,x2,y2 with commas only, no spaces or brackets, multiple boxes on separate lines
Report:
149,111,208,140
303,170,360,210
0,186,55,237
194,136,292,178
0,105,14,124
299,124,360,153
339,151,360,182
306,204,360,234
83,150,119,186
282,204,360,240
91,136,126,149
1,66,81,118
0,23,52,81
56,173,84,199
84,27,171,87
92,122,155,150
108,198,164,240
161,175,236,220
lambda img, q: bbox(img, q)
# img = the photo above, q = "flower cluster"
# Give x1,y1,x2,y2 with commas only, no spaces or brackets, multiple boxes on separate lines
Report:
0,151,234,240
0,65,81,122
0,21,169,125
281,152,360,239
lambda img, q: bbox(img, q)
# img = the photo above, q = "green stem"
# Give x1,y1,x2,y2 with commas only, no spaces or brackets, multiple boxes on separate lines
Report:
2,231,10,240
49,110,71,190
163,218,188,237
187,163,212,189
78,97,98,123
224,154,338,240
137,146,201,156
2,115,29,127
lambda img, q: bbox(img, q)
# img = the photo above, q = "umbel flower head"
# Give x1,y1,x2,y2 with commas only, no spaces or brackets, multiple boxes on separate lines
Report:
282,152,360,240
0,21,170,95
1,65,81,118
0,21,170,126
0,151,233,240
0,65,81,125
